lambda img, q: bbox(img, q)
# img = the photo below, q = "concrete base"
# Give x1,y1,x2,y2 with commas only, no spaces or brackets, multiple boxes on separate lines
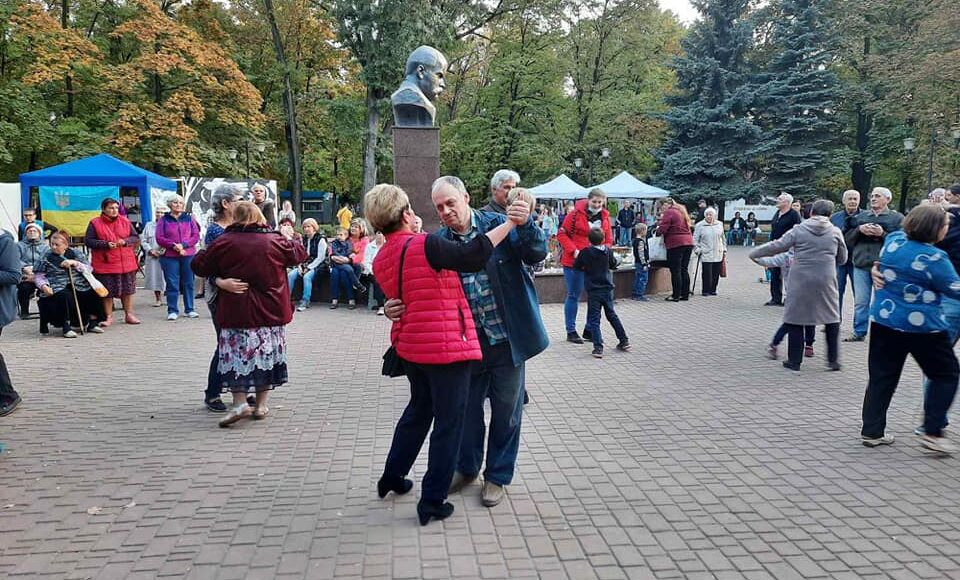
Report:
393,127,440,233
532,266,672,304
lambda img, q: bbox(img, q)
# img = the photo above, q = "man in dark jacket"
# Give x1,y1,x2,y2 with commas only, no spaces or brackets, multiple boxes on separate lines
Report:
829,189,862,313
0,229,22,416
766,192,802,306
616,202,636,247
482,169,519,214
386,175,548,509
843,186,903,341
936,183,960,342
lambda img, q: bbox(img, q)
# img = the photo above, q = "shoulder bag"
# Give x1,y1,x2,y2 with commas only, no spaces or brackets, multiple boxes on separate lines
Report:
381,237,414,378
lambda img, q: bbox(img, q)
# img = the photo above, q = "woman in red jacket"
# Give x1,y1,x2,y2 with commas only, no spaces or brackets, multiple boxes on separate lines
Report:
365,183,521,526
191,202,306,428
556,188,613,343
84,198,141,326
656,197,695,301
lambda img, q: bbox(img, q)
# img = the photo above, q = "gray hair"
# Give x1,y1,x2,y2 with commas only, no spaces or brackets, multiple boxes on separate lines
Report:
432,175,468,196
211,183,241,219
778,192,794,204
704,207,717,217
489,169,520,193
165,193,185,208
811,199,834,217
872,187,893,200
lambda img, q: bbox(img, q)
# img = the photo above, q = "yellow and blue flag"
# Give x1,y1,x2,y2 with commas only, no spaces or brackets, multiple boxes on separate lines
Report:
39,186,119,236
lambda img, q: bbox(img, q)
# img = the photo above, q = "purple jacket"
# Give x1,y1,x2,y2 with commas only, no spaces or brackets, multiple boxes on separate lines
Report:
156,213,201,258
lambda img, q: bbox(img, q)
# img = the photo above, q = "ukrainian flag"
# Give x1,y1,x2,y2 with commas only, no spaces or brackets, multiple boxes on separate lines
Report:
39,186,119,236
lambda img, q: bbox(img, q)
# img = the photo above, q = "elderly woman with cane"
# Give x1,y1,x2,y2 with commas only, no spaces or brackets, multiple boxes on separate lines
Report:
693,207,727,296
366,183,523,526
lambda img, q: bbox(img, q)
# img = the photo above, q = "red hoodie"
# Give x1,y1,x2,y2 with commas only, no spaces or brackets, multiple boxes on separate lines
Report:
556,199,613,268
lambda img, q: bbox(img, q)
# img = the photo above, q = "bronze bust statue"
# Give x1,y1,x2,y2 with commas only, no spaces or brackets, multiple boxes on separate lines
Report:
391,46,448,128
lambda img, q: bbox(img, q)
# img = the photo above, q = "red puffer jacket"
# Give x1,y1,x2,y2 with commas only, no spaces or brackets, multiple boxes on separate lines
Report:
374,231,482,365
658,206,694,250
556,199,613,267
191,225,306,329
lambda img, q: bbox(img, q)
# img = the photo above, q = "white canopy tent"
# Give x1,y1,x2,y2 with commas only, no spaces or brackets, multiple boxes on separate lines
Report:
589,171,669,199
528,174,589,200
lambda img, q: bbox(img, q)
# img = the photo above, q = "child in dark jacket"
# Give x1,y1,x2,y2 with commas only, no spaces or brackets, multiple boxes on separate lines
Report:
329,227,362,308
632,223,650,301
574,228,630,358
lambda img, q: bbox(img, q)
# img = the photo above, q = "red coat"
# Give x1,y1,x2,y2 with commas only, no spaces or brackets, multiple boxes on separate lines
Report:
374,231,482,365
658,207,694,249
85,215,139,275
191,226,306,329
556,199,613,267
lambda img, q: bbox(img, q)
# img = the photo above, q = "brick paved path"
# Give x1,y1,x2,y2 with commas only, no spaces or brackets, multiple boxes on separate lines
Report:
1,247,959,579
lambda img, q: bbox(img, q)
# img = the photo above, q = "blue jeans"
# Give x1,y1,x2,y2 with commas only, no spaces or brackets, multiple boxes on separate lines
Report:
457,336,524,486
563,266,585,333
837,262,856,315
618,228,632,247
726,230,744,245
633,266,649,298
160,255,195,315
330,264,355,300
586,291,628,348
852,267,873,337
383,361,472,502
288,267,317,303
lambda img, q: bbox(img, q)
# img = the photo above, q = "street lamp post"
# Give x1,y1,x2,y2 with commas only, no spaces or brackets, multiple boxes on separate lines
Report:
900,137,916,214
227,142,267,179
574,147,610,184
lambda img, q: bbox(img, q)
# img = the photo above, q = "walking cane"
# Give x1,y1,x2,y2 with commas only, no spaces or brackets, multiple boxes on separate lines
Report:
67,268,85,335
691,253,702,294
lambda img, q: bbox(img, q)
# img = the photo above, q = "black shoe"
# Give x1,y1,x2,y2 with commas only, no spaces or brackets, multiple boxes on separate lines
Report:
205,398,227,413
592,347,603,358
0,394,22,417
39,324,49,335
378,475,414,499
246,395,256,407
582,328,592,341
417,499,454,526
679,296,689,301
843,334,865,342
523,391,529,405
566,331,584,344
826,361,842,371
782,361,801,371
616,341,631,352
764,300,783,306
665,296,680,302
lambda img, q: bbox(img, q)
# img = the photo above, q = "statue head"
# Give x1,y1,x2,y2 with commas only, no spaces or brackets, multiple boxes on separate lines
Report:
404,45,448,102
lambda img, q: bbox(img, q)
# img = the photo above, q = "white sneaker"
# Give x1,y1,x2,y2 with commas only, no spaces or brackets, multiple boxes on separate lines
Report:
167,313,178,321
377,307,385,316
920,434,956,455
186,311,199,319
862,434,895,447
296,301,308,312
63,330,78,338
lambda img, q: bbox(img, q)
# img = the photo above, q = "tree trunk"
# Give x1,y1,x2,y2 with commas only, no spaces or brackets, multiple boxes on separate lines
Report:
851,106,872,195
61,0,74,117
362,86,381,202
262,0,302,216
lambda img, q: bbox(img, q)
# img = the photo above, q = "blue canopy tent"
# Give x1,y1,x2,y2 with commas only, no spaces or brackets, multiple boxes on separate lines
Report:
19,154,177,233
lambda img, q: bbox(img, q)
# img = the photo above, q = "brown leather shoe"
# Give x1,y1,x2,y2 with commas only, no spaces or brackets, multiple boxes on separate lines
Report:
448,471,477,494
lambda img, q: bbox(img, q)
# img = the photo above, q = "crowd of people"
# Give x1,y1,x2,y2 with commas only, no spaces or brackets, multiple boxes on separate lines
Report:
3,168,960,523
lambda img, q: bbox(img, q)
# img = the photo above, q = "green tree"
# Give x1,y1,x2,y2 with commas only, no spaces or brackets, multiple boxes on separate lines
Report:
750,0,842,197
656,0,762,201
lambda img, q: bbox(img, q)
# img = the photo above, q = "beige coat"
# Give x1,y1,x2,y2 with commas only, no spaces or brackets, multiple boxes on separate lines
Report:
693,220,726,262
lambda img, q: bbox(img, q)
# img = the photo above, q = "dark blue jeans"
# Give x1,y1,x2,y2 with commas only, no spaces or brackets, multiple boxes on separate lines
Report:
836,262,856,315
458,335,524,486
633,266,649,298
862,323,959,439
160,255,196,314
382,360,472,502
330,264,355,300
586,291,628,348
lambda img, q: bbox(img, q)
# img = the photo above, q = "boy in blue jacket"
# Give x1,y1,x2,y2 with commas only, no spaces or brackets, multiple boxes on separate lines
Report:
574,228,630,358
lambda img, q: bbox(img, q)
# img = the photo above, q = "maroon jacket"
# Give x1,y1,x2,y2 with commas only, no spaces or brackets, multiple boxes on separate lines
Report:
191,225,306,329
658,206,694,250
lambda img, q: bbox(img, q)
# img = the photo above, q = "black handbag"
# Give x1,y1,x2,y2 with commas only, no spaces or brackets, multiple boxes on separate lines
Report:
381,238,414,377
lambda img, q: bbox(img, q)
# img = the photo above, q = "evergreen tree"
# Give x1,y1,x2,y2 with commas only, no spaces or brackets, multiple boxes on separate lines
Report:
752,0,841,197
656,0,763,202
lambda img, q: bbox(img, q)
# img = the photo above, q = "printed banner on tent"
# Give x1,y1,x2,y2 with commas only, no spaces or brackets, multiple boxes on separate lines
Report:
39,185,119,236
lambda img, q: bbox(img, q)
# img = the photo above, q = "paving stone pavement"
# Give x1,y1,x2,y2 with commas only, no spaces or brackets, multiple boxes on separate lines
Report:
1,246,959,580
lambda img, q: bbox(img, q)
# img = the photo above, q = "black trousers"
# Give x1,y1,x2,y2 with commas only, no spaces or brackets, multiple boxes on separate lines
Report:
862,323,959,439
17,282,35,317
39,287,103,330
786,323,838,366
585,291,628,348
701,261,721,294
770,267,784,303
0,328,17,404
666,245,693,299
